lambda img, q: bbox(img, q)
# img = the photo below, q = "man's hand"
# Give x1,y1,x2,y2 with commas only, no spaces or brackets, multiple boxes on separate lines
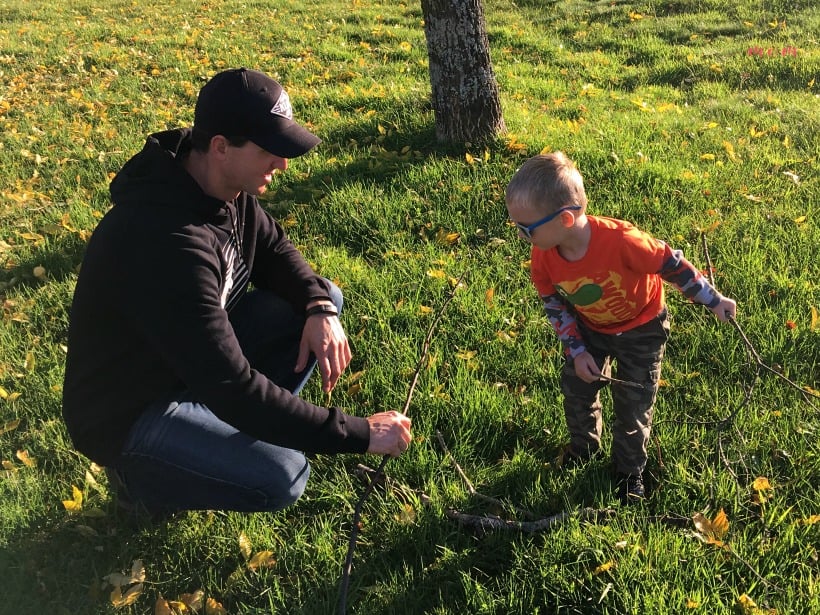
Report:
295,307,351,393
366,411,412,457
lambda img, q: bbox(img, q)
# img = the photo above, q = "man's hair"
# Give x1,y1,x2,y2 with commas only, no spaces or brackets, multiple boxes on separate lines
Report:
506,151,588,213
189,127,250,153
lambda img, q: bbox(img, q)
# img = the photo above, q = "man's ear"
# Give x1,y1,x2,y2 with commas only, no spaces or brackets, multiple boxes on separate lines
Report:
210,135,230,156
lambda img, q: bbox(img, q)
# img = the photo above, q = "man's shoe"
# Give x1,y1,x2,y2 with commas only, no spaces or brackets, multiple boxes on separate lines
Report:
105,467,135,513
616,473,645,505
105,467,171,523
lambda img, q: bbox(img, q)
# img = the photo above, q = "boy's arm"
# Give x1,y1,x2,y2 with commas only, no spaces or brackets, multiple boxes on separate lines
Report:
658,245,736,321
542,293,587,357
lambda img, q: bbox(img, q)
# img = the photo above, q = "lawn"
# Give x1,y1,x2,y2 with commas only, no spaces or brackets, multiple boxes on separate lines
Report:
0,0,818,613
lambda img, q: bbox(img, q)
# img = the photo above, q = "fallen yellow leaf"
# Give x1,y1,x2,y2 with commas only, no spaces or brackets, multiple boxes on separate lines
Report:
15,449,36,468
247,550,276,571
238,532,253,561
346,382,362,397
0,419,21,435
752,476,772,491
63,485,83,512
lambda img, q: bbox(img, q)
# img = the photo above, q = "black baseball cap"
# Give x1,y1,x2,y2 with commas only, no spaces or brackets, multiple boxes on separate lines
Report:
194,68,321,158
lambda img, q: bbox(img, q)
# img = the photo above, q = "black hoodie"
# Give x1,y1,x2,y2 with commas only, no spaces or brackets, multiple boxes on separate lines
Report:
62,128,370,465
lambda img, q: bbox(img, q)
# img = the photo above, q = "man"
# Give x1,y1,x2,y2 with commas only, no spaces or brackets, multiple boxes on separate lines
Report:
62,68,412,517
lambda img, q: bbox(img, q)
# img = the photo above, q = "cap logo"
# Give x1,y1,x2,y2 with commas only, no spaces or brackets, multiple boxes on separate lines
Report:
270,90,293,120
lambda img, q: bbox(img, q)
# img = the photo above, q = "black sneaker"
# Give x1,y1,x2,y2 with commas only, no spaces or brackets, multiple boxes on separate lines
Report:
616,473,645,505
558,443,600,469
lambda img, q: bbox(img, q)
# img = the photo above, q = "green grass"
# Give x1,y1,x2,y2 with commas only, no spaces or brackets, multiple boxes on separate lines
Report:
1,0,818,613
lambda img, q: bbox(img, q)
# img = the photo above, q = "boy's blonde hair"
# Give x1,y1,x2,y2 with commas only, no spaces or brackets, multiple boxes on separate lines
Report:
505,151,588,214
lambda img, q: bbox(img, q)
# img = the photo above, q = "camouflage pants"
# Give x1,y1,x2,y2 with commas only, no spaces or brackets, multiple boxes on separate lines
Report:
561,310,670,476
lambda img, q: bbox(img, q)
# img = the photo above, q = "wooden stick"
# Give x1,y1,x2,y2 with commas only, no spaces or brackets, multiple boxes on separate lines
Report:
597,373,645,390
435,430,538,520
337,273,465,615
445,507,614,533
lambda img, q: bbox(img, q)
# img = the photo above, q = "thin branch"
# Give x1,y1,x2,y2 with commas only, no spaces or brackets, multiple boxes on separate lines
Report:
701,232,817,408
598,373,645,390
436,430,538,519
337,273,465,615
700,232,715,287
353,463,431,506
727,317,819,410
725,543,783,593
446,507,614,533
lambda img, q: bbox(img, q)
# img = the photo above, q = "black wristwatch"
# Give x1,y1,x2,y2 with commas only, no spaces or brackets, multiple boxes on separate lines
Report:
305,303,339,318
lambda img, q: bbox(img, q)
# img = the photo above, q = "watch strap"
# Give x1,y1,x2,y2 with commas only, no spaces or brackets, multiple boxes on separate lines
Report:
305,303,339,318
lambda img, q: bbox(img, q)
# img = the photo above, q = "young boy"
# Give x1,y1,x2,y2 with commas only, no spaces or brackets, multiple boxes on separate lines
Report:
505,152,736,504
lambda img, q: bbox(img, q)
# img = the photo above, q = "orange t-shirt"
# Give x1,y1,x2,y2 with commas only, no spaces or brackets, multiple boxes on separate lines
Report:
530,216,667,334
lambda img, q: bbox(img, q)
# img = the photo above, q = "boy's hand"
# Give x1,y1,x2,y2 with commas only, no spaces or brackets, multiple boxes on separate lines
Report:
710,296,737,322
573,351,603,384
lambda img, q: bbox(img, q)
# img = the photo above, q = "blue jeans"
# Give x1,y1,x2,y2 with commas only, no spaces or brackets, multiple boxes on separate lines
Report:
112,284,343,515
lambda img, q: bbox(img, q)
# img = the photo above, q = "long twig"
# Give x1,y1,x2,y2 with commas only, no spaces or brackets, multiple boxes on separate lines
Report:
352,463,431,507
436,431,617,531
337,273,465,615
435,430,539,520
445,507,615,532
597,373,645,390
728,317,818,409
701,232,817,408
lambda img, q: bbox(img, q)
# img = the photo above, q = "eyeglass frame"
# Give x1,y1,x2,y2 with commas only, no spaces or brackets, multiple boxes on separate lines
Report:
513,205,582,240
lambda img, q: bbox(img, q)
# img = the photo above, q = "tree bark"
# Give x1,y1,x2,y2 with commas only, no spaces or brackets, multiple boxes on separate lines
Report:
421,0,506,144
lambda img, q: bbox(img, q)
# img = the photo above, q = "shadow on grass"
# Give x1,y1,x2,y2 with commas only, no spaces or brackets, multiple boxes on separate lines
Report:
0,497,173,615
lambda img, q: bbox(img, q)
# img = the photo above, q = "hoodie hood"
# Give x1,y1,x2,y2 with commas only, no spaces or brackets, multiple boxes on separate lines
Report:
110,128,226,220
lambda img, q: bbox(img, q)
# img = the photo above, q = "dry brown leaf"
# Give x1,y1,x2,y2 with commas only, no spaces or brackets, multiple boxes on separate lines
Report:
179,590,204,611
205,597,228,615
154,596,175,615
110,583,143,607
692,508,729,547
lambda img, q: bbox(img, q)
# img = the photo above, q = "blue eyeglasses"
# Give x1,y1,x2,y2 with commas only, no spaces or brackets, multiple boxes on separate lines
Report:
513,205,582,240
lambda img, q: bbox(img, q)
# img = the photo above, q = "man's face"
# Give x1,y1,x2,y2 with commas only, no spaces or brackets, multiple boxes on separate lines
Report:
223,141,288,196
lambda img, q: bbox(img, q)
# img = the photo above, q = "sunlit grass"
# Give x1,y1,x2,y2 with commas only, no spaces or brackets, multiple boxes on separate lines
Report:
0,0,818,613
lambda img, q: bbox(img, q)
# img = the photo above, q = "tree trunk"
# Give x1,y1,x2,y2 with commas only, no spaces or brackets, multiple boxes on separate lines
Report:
421,0,506,144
